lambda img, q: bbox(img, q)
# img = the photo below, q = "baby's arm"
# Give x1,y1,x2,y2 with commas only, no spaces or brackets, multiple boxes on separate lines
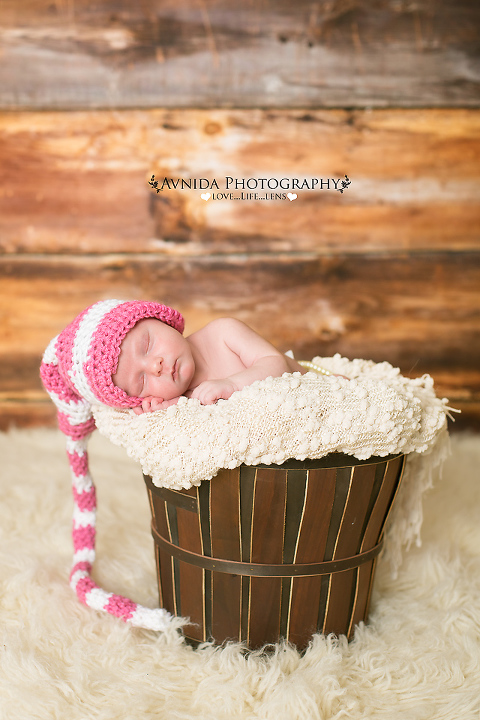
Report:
189,319,303,405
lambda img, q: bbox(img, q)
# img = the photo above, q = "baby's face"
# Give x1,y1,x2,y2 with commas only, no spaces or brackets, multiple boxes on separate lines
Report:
113,318,195,401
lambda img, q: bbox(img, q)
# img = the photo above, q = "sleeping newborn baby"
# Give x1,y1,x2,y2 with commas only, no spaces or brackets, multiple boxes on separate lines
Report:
113,316,308,414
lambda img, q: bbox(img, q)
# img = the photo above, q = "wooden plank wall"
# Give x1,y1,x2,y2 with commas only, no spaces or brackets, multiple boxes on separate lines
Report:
1,1,479,430
1,0,479,109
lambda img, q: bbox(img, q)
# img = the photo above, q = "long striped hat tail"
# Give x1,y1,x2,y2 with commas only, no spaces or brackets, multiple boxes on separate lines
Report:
39,299,186,632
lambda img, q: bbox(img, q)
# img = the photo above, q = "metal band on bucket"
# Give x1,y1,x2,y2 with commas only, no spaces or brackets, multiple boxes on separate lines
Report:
151,522,384,577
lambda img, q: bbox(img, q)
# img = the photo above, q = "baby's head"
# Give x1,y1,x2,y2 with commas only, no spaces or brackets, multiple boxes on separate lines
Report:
113,317,195,403
40,299,184,419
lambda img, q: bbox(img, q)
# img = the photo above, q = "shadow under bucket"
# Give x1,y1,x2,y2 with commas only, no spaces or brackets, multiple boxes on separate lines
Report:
144,452,405,650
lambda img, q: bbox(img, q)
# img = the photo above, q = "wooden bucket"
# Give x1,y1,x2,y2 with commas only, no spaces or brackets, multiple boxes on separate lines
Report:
144,453,405,650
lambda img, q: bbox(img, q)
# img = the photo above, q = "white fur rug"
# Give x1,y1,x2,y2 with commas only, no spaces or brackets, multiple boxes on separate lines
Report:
1,428,479,720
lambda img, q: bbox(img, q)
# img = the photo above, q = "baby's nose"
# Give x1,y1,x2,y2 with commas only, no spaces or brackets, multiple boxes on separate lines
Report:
147,356,163,375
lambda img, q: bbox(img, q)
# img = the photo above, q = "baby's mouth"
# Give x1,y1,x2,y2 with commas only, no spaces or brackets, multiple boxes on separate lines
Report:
172,360,178,381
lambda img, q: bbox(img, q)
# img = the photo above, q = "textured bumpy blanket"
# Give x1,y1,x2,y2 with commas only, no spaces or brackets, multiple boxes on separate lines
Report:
93,354,450,490
93,354,453,571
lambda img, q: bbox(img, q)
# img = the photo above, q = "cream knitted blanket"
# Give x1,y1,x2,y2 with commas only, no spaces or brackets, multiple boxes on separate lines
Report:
93,354,453,571
93,354,449,490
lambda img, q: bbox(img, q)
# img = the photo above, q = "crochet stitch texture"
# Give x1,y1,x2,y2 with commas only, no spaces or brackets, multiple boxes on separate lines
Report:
93,356,449,490
40,299,185,632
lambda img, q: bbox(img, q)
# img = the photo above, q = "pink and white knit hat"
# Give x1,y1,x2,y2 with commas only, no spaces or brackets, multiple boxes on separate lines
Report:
40,299,185,631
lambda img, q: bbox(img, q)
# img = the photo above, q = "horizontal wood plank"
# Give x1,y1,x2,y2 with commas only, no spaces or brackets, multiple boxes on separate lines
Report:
1,254,479,412
0,0,479,109
1,109,479,255
0,401,57,431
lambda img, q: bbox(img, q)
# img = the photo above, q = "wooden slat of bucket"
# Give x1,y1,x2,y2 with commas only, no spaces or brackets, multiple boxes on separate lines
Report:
346,460,390,636
322,464,377,636
347,558,377,639
334,464,380,557
288,468,337,648
376,456,406,542
293,469,338,562
279,469,308,641
316,466,353,633
148,491,175,622
348,457,403,633
149,492,169,536
210,469,242,642
175,501,205,641
249,468,287,648
239,466,255,644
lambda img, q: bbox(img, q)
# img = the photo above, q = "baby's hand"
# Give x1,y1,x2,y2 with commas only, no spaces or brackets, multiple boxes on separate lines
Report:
189,379,237,405
132,395,181,414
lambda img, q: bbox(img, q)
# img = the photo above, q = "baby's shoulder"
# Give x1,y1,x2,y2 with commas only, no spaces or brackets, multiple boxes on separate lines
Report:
202,317,244,334
190,318,251,351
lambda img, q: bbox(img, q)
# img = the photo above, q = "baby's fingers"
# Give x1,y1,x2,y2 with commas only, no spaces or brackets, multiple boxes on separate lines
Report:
132,396,165,414
158,396,182,409
139,397,162,413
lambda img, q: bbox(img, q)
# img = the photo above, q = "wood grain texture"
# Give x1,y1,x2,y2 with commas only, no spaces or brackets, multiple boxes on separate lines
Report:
0,107,479,427
1,253,479,422
1,109,479,255
1,0,479,109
